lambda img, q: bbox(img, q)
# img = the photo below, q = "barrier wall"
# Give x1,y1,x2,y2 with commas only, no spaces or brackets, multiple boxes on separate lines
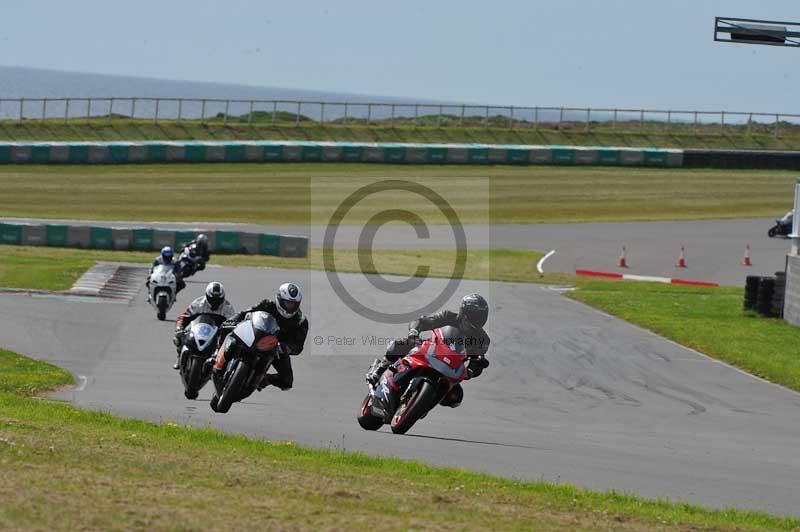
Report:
0,222,308,258
785,255,800,326
0,141,684,167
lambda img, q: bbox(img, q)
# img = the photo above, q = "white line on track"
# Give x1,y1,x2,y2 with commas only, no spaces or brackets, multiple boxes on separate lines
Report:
75,375,88,392
537,250,556,274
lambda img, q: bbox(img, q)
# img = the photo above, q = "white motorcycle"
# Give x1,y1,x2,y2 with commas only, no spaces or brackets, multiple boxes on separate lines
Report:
148,264,178,320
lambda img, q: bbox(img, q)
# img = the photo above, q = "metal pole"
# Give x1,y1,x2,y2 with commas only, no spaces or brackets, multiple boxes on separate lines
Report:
223,100,230,125
415,104,419,128
87,98,91,120
154,98,159,123
41,98,46,121
367,103,372,125
639,109,644,129
248,100,253,126
460,104,465,127
391,104,395,127
177,99,182,122
509,106,514,129
776,114,780,138
747,113,752,135
693,111,698,135
19,98,23,121
559,107,563,129
534,106,539,129
343,102,348,125
109,98,114,120
320,102,325,126
585,108,590,132
438,105,442,128
64,98,69,123
484,105,489,128
200,99,205,123
613,109,617,130
272,101,277,125
720,111,725,135
667,110,671,132
296,102,301,125
131,98,136,120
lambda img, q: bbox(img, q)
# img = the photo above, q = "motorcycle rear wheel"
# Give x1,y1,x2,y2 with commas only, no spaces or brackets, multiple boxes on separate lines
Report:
768,227,777,238
216,361,250,414
390,380,437,435
357,394,383,431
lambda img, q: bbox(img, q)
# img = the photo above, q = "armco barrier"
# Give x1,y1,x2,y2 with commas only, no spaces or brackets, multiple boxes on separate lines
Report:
0,222,308,258
0,141,684,168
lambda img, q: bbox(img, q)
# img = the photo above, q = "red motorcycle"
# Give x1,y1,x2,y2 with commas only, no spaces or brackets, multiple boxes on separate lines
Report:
358,326,470,435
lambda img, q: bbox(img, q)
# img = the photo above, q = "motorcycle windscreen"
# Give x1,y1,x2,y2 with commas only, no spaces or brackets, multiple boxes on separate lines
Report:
232,320,255,347
190,316,218,351
151,264,176,285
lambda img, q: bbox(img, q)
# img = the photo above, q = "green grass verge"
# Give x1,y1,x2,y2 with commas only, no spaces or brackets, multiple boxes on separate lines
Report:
1,245,581,292
569,281,800,391
0,348,796,530
3,119,800,150
0,164,794,224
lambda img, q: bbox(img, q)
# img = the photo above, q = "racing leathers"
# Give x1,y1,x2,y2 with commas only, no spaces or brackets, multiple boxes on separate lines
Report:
367,310,490,408
227,299,309,390
173,296,236,354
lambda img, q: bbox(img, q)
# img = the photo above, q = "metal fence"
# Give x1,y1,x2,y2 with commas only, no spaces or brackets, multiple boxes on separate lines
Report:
1,96,799,136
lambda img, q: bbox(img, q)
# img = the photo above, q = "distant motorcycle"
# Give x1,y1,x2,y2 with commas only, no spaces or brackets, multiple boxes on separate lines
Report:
768,211,793,238
357,326,472,435
210,312,280,414
178,244,206,279
177,313,224,400
148,264,178,320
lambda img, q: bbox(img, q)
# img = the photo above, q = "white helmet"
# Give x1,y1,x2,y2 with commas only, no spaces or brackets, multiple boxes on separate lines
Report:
276,282,302,318
205,281,225,310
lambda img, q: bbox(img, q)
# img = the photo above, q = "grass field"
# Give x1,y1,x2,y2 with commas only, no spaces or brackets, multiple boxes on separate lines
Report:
4,119,800,150
569,281,800,391
0,245,571,291
0,163,794,224
0,348,796,530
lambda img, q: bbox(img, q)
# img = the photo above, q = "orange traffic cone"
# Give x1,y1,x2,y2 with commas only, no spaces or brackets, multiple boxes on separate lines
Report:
618,245,628,268
676,246,687,268
742,244,752,266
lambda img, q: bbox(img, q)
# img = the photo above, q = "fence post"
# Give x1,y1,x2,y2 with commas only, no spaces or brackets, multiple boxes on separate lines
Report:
775,114,780,138
64,98,70,123
558,107,563,129
248,100,253,126
509,106,514,129
296,102,301,125
585,108,590,132
343,102,348,125
131,98,136,120
613,109,617,130
87,98,92,120
639,109,644,129
200,99,206,123
391,104,395,127
747,113,752,135
320,102,325,126
460,104,465,127
177,99,183,122
222,100,229,125
485,105,489,128
667,110,671,132
720,111,725,135
154,98,159,124
438,105,443,128
693,111,698,135
109,97,114,120
272,101,277,125
534,106,539,129
367,103,372,125
41,98,47,121
415,104,419,128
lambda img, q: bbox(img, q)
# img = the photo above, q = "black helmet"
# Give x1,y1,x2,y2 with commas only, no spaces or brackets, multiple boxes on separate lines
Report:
196,234,209,252
458,294,488,331
205,282,225,310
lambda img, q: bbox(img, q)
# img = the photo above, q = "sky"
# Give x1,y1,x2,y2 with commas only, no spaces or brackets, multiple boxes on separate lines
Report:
2,1,800,111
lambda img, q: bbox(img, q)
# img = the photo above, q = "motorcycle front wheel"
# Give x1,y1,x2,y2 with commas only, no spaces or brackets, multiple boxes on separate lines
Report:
390,380,437,435
183,356,204,400
216,361,250,414
357,394,384,431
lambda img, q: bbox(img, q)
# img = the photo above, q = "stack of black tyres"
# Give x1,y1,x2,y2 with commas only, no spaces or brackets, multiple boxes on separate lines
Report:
743,275,760,311
744,273,786,318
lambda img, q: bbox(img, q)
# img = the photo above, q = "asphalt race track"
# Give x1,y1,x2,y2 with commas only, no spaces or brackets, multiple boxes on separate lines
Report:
2,265,800,516
2,216,790,286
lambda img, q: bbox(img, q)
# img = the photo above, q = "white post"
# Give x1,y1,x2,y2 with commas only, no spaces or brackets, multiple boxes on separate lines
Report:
791,180,800,256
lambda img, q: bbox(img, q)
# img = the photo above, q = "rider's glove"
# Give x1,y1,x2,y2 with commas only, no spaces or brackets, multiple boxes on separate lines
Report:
407,329,420,344
466,356,489,379
276,343,291,358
